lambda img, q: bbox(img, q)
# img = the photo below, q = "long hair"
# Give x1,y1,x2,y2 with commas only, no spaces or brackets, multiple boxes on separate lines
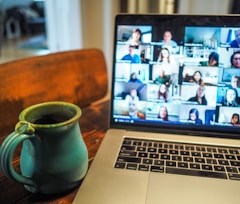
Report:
192,71,203,85
231,113,240,124
231,50,240,67
158,84,168,102
196,86,207,105
208,52,219,66
132,28,142,37
158,47,170,63
188,108,199,120
223,88,239,106
158,106,169,121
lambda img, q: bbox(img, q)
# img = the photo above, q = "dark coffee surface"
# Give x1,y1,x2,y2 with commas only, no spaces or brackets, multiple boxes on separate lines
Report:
33,113,71,124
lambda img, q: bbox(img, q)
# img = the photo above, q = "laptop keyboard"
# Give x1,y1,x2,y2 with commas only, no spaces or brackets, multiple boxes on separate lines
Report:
114,137,240,181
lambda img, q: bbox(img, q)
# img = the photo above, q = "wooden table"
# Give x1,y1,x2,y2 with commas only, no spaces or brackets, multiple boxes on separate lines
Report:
0,100,110,204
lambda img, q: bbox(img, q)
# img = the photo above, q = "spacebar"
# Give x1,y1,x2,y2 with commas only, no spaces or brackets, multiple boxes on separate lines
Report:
166,167,227,180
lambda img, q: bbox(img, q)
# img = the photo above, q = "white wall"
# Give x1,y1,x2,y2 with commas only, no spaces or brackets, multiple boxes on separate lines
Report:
45,0,82,52
81,0,119,88
45,0,119,89
178,0,233,14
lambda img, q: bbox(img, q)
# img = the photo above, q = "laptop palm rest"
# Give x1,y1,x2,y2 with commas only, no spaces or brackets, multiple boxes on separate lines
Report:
146,173,240,204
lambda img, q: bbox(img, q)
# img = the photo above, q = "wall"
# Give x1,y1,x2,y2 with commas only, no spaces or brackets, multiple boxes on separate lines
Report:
45,0,83,51
178,0,233,14
81,0,119,88
45,0,119,89
126,0,175,13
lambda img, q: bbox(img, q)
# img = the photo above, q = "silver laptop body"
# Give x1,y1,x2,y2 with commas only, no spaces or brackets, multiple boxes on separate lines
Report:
73,14,240,204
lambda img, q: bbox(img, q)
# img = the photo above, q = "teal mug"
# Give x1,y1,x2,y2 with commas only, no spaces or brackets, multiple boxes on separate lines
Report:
0,101,88,194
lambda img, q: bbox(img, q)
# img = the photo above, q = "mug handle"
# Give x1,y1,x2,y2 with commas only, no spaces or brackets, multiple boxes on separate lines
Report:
0,121,37,187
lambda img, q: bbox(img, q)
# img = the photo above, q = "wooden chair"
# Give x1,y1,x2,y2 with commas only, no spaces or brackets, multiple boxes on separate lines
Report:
0,48,108,138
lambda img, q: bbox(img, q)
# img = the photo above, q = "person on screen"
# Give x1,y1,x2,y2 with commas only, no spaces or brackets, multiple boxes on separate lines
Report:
157,47,178,75
230,113,240,126
158,83,168,102
230,29,240,48
187,108,203,125
230,51,240,68
160,30,178,53
230,75,240,88
128,72,143,83
125,88,139,102
208,52,219,66
188,86,208,105
121,45,141,63
127,28,142,46
140,49,149,63
221,88,239,107
122,101,145,119
190,71,204,86
202,51,219,67
158,106,169,121
154,69,170,86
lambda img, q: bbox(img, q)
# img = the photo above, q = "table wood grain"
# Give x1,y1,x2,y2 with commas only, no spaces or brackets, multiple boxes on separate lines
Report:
0,100,110,204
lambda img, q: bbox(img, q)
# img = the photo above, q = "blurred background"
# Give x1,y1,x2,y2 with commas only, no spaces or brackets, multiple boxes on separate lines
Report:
0,0,239,87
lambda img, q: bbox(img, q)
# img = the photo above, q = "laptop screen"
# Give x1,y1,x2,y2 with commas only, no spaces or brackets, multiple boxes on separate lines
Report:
110,14,240,138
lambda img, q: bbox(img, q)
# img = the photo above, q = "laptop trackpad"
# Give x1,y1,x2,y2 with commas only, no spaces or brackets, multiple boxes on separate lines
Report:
146,173,240,204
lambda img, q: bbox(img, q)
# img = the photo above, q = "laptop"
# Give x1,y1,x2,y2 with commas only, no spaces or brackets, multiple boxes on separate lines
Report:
73,14,240,204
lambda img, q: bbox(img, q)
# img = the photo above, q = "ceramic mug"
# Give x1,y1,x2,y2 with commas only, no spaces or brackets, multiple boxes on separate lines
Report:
0,101,88,194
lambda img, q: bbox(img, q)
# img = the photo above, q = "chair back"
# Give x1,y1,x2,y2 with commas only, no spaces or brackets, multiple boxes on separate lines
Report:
0,48,108,136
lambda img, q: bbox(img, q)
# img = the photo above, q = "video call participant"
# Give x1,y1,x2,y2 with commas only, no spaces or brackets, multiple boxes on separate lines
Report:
121,45,141,63
200,51,219,67
187,108,203,125
230,29,240,48
231,113,240,126
125,88,139,102
221,88,240,107
122,101,145,119
158,84,168,102
188,86,208,105
184,70,204,86
160,30,178,53
230,75,240,88
230,51,240,68
128,72,143,83
156,47,178,75
127,28,142,47
158,106,169,121
154,69,170,86
192,71,204,86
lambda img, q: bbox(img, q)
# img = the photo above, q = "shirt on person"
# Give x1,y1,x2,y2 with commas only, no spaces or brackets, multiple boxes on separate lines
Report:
121,54,141,63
